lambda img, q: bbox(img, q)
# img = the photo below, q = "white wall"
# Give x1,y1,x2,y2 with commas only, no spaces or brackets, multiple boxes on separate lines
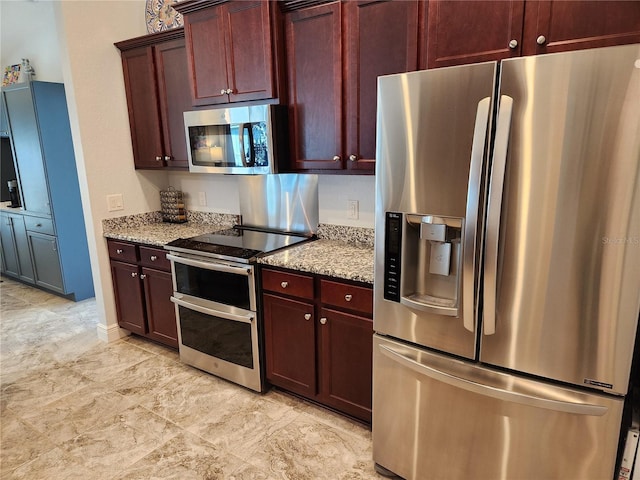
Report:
0,1,62,83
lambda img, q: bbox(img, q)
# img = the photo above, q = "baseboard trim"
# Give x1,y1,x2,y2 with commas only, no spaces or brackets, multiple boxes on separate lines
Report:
96,323,129,343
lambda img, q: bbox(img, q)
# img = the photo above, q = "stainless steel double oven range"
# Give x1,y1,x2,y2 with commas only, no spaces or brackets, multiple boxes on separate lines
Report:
164,175,318,392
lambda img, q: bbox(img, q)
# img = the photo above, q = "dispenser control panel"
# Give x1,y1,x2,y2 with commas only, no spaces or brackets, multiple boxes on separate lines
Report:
384,212,402,302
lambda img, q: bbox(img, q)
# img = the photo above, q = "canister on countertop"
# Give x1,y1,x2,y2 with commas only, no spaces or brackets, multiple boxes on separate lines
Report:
160,186,186,223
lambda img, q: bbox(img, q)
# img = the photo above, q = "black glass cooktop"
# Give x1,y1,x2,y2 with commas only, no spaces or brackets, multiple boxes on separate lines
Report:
165,226,313,262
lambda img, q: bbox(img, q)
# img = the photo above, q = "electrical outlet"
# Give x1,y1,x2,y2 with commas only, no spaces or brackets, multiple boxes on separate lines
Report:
198,191,207,206
106,193,124,212
347,200,359,220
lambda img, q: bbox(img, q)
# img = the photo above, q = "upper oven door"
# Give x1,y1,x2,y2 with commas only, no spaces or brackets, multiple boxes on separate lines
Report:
184,105,274,175
167,253,257,312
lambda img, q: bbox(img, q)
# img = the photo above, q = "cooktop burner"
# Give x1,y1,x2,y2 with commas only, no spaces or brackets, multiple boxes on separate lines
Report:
165,226,313,262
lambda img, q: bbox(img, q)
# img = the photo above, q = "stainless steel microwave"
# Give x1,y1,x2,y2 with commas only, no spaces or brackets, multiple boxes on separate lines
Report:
184,104,288,175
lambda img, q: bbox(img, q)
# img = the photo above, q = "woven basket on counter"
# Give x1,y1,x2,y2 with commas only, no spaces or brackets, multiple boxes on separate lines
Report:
160,187,186,223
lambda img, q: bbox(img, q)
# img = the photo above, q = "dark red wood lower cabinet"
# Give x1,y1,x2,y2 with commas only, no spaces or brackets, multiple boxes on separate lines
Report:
319,307,373,422
142,267,178,348
110,260,147,335
263,293,317,397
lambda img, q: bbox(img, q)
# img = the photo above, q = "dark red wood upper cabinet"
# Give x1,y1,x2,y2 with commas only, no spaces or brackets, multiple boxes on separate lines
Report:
116,30,190,170
285,2,343,171
179,0,276,106
423,0,525,69
120,46,165,169
344,0,419,172
154,38,191,169
522,0,640,56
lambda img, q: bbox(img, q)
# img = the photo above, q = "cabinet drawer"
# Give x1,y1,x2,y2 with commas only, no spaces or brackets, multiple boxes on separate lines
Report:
320,279,373,316
23,216,54,235
107,240,138,263
262,268,314,300
139,246,170,271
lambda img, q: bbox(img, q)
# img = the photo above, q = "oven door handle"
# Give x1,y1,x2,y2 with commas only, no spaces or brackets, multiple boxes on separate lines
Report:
170,295,254,324
166,254,252,276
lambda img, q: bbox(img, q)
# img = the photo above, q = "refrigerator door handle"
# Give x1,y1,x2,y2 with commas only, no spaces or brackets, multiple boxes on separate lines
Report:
483,95,514,335
463,97,492,333
379,343,608,416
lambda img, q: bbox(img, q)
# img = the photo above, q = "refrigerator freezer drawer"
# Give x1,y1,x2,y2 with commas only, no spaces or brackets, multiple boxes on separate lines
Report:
373,335,624,480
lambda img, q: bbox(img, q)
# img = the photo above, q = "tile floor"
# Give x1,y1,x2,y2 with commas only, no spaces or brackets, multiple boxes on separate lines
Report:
0,277,384,479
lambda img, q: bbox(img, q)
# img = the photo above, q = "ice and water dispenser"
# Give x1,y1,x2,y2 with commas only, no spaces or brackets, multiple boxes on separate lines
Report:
383,212,462,317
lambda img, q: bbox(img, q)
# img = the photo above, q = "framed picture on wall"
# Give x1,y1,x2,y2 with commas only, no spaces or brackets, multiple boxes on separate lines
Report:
2,64,21,86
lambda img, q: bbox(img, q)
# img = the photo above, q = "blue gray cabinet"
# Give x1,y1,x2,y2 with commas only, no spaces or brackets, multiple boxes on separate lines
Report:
1,82,93,301
0,211,34,282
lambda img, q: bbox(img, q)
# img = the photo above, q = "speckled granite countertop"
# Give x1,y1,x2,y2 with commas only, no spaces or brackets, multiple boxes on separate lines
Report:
102,213,375,283
259,239,374,284
102,211,237,247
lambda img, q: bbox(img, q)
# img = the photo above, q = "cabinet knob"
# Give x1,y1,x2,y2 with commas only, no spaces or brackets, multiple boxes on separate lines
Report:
163,156,171,161
281,281,288,288
116,249,123,254
304,313,311,320
131,272,138,278
36,223,42,227
320,317,327,325
536,35,546,45
226,88,234,95
150,255,158,261
221,89,227,95
140,274,146,280
155,156,162,161
333,155,341,162
345,294,352,302
349,154,358,162
508,39,518,49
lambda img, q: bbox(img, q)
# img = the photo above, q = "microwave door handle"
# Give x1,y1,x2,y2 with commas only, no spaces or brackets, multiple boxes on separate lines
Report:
484,95,514,336
238,123,248,167
166,254,252,276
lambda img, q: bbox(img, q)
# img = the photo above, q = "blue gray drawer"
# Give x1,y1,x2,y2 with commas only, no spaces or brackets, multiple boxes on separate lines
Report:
24,216,55,235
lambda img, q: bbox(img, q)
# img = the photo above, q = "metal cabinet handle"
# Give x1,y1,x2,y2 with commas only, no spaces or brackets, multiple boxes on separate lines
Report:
163,156,171,161
320,317,327,325
281,281,288,288
304,313,311,320
226,88,234,95
150,255,157,261
155,156,162,161
508,39,518,49
116,249,123,254
36,223,42,227
349,154,358,162
140,274,146,279
333,155,341,162
344,294,352,302
131,272,137,278
221,89,227,95
536,35,546,45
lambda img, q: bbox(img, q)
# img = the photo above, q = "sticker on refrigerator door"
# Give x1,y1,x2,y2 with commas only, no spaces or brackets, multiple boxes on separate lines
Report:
583,378,613,389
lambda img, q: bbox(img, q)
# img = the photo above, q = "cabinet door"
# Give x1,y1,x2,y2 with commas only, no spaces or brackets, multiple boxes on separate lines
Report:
423,0,525,68
110,260,147,335
344,0,419,172
121,47,165,169
142,267,178,348
522,1,640,56
285,2,343,171
319,307,373,423
3,86,51,215
154,38,191,169
184,6,230,106
263,293,316,397
225,1,275,103
0,213,20,277
27,231,64,293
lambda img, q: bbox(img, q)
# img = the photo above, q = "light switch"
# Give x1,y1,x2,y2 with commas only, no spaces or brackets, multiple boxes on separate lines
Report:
107,193,124,212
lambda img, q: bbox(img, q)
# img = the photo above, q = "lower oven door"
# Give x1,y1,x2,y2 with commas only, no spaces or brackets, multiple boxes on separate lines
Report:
171,294,262,392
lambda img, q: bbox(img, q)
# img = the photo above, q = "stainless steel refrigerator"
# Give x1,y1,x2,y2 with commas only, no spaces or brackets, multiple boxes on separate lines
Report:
373,44,640,480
